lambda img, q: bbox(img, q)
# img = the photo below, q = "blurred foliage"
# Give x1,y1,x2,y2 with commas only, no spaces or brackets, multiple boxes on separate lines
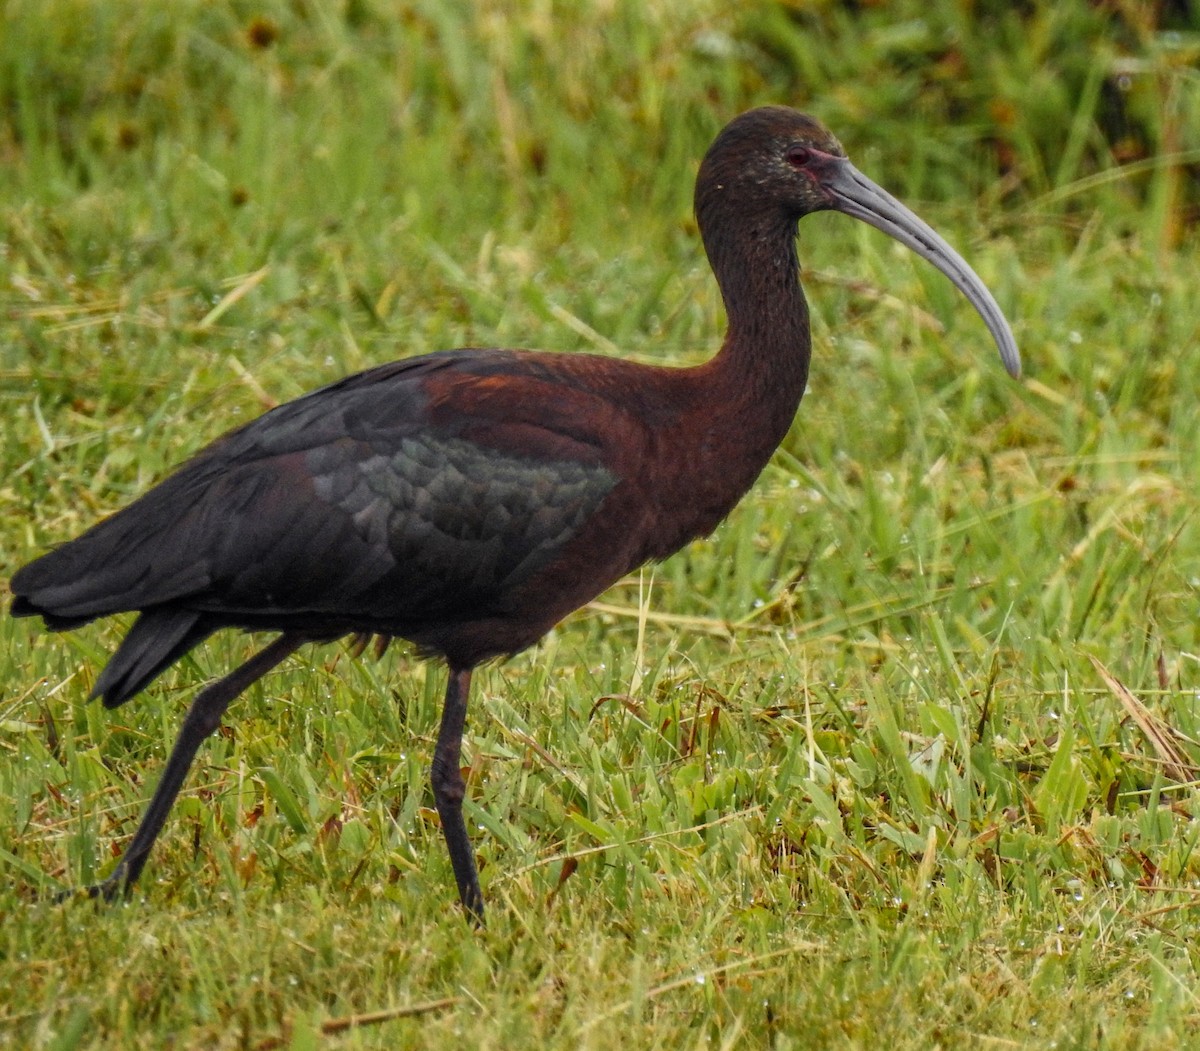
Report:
743,0,1200,237
3,1,1198,227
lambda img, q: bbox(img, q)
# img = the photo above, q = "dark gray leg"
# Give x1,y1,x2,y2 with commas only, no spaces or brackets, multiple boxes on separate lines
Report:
431,667,484,924
73,632,307,901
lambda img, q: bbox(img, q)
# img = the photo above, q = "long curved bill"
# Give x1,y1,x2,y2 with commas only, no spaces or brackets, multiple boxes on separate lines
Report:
823,157,1021,378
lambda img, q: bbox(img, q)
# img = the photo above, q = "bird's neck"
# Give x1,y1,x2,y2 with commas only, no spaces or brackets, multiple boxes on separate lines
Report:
705,212,811,439
637,216,812,555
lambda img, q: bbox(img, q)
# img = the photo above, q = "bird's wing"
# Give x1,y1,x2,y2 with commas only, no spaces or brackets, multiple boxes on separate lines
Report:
11,350,627,629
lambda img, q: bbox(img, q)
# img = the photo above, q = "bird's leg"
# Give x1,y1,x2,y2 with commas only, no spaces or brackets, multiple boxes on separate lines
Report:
72,632,308,902
431,666,484,924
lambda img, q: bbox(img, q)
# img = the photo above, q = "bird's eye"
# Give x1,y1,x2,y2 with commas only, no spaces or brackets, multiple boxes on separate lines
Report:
785,145,812,168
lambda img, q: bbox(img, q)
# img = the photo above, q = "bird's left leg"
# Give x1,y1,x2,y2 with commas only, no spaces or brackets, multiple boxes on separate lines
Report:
70,632,308,901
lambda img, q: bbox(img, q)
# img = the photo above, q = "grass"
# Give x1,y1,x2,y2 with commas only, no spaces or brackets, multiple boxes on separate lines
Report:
3,1,1200,1047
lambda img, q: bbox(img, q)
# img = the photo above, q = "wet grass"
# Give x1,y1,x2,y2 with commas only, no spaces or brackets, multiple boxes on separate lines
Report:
3,2,1200,1048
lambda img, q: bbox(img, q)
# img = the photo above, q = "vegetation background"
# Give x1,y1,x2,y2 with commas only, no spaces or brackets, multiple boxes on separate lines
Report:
2,1,1200,1047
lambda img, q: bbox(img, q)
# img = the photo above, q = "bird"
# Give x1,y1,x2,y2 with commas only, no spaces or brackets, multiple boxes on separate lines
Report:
11,106,1020,923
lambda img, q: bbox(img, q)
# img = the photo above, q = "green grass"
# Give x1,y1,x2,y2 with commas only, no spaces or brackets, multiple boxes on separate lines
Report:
4,1,1200,1047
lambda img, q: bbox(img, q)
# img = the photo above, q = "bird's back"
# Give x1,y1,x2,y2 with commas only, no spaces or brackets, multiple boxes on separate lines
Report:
12,348,666,698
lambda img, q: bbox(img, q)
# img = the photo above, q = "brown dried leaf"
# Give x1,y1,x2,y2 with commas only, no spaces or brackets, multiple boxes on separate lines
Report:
1090,655,1198,783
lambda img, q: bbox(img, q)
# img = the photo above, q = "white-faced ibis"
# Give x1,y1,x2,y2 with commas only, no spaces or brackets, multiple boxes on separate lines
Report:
11,107,1019,922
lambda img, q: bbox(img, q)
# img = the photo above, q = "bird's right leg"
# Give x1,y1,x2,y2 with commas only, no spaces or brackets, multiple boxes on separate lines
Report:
69,632,308,901
430,666,485,924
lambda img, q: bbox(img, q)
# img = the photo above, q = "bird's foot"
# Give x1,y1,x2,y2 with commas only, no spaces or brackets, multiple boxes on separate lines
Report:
53,870,134,904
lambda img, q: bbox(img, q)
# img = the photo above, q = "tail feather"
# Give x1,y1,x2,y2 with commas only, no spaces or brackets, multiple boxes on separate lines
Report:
11,538,211,624
9,594,92,631
91,609,213,709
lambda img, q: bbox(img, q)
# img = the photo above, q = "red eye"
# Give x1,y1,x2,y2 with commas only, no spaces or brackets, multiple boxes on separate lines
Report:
786,145,812,168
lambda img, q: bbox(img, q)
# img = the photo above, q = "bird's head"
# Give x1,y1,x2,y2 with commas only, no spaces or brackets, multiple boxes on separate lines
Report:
696,106,1021,378
696,107,849,221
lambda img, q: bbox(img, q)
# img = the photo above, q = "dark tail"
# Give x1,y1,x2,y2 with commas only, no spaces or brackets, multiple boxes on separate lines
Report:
12,489,222,706
12,548,214,708
90,609,214,708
